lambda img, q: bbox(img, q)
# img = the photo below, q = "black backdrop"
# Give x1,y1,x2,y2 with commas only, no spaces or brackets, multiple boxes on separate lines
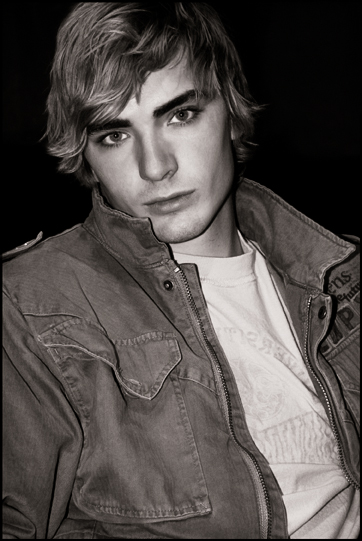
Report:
2,1,361,253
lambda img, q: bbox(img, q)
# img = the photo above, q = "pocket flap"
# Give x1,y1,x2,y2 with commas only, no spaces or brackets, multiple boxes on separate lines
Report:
114,332,181,399
39,318,181,400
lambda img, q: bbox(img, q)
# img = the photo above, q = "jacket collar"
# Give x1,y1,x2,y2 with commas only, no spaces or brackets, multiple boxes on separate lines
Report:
236,178,355,290
84,185,171,268
84,179,355,289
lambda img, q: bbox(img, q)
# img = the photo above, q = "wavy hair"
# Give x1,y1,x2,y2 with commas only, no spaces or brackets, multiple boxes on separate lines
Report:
45,2,263,187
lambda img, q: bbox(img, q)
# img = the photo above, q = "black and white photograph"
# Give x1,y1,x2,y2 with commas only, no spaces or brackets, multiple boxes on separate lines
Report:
3,2,360,539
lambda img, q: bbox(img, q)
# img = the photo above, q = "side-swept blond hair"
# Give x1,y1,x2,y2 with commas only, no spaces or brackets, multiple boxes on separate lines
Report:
45,2,263,187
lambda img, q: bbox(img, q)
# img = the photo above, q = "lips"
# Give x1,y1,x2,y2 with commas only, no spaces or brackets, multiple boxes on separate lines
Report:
144,190,195,214
144,190,195,206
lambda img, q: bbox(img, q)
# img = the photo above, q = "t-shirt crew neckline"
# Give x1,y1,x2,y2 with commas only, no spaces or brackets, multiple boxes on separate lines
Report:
173,232,255,287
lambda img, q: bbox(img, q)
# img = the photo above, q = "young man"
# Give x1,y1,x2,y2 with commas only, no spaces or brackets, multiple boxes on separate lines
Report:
3,3,360,539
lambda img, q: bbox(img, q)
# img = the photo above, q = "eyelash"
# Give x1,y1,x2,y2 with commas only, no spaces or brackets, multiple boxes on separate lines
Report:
169,106,202,127
97,106,203,148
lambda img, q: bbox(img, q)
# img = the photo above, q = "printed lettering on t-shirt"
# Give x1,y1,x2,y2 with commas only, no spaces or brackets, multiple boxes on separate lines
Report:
217,326,307,382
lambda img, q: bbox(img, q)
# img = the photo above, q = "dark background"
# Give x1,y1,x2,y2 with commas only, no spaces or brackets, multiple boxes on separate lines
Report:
2,1,361,253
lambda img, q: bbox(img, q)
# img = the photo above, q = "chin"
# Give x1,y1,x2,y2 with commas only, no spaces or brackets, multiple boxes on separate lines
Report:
152,217,208,245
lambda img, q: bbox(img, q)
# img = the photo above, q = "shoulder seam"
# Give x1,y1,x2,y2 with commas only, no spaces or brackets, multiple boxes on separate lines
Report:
2,224,84,262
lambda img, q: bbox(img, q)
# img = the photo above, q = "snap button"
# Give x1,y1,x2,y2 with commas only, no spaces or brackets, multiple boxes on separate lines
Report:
163,280,174,291
318,306,327,319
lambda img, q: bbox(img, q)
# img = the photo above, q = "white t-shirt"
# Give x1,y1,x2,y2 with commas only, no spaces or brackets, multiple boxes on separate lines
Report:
174,232,359,539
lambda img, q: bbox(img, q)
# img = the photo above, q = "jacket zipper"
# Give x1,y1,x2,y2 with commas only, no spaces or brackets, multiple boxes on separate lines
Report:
304,295,360,490
173,264,272,539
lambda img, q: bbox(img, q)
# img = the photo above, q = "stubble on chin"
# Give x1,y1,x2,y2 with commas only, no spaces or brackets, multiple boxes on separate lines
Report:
150,215,208,245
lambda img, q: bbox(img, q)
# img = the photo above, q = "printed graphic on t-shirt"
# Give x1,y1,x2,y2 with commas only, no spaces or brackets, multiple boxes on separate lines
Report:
215,324,339,465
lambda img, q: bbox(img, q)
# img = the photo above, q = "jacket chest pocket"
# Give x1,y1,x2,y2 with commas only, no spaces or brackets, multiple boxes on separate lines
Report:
38,317,211,523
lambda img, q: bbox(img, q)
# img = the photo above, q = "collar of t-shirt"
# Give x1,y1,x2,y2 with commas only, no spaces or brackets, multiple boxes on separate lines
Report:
173,231,255,286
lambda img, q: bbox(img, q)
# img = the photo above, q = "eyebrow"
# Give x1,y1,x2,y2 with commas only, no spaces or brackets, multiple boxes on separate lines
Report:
87,89,203,134
153,89,201,118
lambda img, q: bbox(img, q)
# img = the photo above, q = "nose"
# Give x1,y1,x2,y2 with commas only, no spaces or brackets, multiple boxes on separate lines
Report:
137,135,177,182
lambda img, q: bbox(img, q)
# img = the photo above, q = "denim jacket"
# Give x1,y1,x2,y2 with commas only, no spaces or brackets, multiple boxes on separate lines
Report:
3,178,360,539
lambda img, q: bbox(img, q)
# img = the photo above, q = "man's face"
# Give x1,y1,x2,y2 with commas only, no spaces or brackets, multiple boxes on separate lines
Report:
85,57,235,251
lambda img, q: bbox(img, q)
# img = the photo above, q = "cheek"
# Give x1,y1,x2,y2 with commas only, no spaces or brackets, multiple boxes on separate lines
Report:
84,148,139,209
186,127,233,180
85,147,121,182
85,148,136,196
188,112,233,165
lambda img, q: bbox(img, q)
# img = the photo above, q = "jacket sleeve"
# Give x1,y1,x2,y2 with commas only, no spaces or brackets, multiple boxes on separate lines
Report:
2,292,83,539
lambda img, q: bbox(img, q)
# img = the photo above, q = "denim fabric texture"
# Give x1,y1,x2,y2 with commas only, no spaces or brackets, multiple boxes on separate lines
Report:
3,178,360,539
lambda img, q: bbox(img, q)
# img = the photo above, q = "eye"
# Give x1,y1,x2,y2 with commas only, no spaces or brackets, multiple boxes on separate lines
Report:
168,108,199,125
100,131,128,147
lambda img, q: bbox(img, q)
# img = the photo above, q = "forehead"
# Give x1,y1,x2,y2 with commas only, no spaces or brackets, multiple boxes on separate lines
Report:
120,57,195,117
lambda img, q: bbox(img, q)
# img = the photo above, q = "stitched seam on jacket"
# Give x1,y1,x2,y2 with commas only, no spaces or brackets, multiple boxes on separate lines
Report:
82,221,165,270
322,326,360,360
53,529,95,539
79,498,209,515
243,179,355,250
177,375,217,395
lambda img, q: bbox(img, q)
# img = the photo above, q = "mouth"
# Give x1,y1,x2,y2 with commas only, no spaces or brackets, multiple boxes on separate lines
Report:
144,190,195,214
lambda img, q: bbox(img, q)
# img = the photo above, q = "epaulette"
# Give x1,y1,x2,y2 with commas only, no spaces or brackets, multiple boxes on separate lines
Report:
2,232,43,262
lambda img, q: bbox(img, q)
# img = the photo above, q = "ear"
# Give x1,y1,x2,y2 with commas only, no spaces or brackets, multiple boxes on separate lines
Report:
230,119,237,141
